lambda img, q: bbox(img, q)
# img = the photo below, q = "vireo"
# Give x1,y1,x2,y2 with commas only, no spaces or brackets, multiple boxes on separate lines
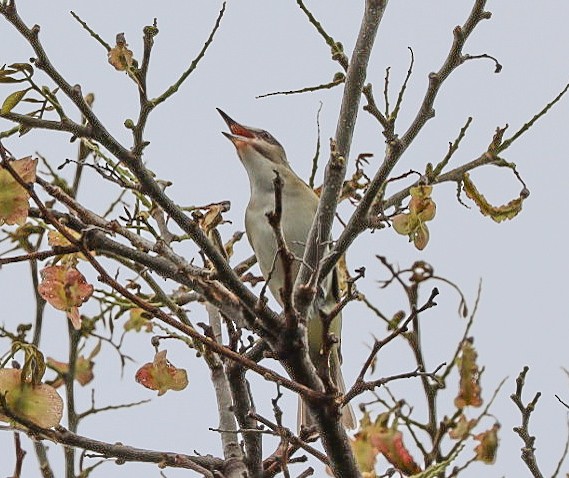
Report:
219,109,355,430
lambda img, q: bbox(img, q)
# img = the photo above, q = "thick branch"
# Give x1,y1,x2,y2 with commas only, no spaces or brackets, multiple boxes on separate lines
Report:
36,425,224,475
295,0,386,310
320,1,491,280
205,304,247,478
0,157,318,402
291,3,388,477
226,360,263,478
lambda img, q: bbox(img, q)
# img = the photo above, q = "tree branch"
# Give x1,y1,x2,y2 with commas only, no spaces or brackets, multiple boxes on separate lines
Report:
204,304,247,477
510,366,545,478
292,2,388,477
36,425,224,475
0,150,320,402
320,0,491,281
295,0,388,315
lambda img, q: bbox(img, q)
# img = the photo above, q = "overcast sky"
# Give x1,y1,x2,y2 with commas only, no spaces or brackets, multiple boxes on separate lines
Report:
1,2,569,477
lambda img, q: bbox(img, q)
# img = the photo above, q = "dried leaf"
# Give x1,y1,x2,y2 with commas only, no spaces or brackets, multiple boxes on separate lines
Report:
135,350,188,396
409,186,436,221
0,69,19,77
488,125,508,153
0,75,25,84
47,226,93,261
349,412,379,474
454,338,483,408
47,354,95,388
38,265,94,330
47,228,78,247
351,432,378,475
108,33,134,71
392,185,436,250
352,411,421,476
20,349,46,386
392,213,411,235
369,413,421,476
124,308,153,333
449,414,477,440
223,231,244,259
0,368,63,428
474,423,500,464
413,224,430,251
199,204,225,234
462,173,524,223
0,156,37,225
10,343,46,386
339,160,370,202
47,343,99,388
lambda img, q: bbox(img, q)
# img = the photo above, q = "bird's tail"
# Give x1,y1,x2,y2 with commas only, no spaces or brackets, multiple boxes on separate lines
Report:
297,350,356,431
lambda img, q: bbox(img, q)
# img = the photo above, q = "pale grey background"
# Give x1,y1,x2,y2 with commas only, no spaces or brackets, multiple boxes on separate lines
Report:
1,2,568,477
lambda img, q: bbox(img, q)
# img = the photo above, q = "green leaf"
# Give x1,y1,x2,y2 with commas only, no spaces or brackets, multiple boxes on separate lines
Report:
1,89,29,114
0,76,25,84
0,69,23,83
8,62,34,76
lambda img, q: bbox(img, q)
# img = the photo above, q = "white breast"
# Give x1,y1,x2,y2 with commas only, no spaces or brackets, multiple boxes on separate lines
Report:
245,168,318,305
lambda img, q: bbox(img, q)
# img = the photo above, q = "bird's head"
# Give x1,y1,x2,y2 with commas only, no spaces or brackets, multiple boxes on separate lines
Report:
217,108,288,169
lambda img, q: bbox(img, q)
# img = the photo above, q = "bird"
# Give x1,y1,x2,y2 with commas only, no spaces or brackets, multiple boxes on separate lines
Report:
218,108,356,430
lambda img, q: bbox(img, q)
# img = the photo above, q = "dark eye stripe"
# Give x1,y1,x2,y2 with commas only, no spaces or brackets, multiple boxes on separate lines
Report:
259,130,280,146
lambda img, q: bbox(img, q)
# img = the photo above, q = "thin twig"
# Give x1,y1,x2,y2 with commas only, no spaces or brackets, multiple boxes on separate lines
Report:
3,409,223,476
309,102,323,189
551,415,569,478
12,432,26,478
77,398,151,420
151,2,226,108
251,412,329,466
391,47,415,121
343,288,439,404
69,11,111,51
498,82,569,153
0,245,79,265
257,76,344,99
440,280,481,381
510,366,545,478
294,0,349,70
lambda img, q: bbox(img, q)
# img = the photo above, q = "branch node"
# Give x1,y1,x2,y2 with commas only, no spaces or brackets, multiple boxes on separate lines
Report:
453,25,463,39
72,84,83,99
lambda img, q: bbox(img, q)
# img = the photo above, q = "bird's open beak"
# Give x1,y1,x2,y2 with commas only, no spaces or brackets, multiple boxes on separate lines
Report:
217,108,256,145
